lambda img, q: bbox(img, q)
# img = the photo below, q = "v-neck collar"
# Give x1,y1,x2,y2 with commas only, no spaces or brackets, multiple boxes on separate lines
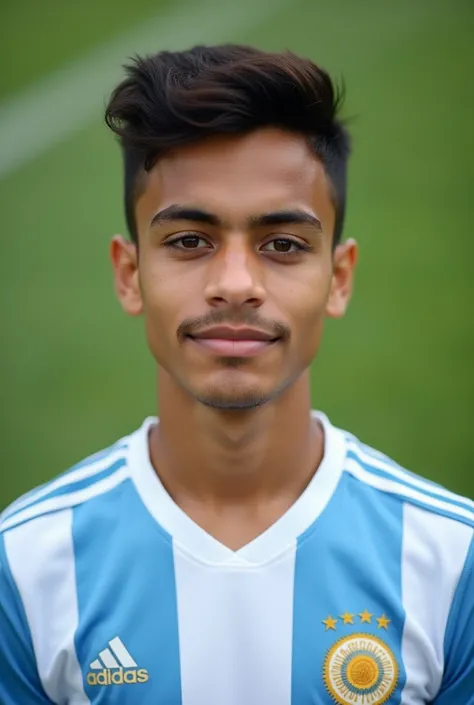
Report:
128,411,347,566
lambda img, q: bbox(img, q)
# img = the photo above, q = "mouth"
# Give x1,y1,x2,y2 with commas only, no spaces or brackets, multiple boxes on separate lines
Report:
187,336,279,357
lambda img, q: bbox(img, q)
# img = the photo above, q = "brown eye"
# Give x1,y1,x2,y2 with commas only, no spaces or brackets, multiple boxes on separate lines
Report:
164,234,211,251
262,238,308,254
273,239,293,252
181,235,201,248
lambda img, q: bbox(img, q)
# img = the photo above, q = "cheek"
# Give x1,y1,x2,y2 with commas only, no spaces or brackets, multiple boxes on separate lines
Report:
140,254,188,312
294,297,327,347
139,264,181,346
276,265,331,351
139,259,204,357
278,262,331,322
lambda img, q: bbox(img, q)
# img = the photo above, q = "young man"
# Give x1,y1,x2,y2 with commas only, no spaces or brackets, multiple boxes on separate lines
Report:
0,45,472,705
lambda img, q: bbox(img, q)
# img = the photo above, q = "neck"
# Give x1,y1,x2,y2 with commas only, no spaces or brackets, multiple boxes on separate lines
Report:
149,368,324,506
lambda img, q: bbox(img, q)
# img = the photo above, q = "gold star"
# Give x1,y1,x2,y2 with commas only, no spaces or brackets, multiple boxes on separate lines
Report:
376,614,391,630
322,615,338,631
340,612,355,625
359,609,373,624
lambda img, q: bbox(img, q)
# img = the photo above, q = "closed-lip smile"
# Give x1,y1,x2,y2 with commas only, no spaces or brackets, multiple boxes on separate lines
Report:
190,326,277,342
187,326,280,357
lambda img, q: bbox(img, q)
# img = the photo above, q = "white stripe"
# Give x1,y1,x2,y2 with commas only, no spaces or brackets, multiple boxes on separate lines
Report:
5,509,90,704
89,659,102,670
1,447,128,522
0,0,292,179
400,504,473,702
346,440,474,511
108,637,137,668
174,545,295,705
99,648,120,669
345,458,474,524
0,468,129,532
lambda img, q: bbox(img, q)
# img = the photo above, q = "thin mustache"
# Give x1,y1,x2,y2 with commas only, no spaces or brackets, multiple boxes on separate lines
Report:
177,315,290,341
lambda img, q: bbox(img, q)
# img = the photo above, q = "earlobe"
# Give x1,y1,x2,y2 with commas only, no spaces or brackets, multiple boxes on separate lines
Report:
325,239,358,319
110,235,143,316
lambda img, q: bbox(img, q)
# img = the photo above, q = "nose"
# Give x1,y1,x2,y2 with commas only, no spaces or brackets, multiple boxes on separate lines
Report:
204,240,266,309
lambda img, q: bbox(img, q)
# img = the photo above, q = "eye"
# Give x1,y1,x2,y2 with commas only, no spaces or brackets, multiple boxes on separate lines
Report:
164,234,211,250
262,238,310,254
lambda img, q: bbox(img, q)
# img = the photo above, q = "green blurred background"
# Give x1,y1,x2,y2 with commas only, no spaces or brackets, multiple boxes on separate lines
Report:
1,0,473,509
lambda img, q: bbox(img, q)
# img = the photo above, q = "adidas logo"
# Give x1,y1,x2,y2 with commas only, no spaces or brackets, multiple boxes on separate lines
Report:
86,636,149,686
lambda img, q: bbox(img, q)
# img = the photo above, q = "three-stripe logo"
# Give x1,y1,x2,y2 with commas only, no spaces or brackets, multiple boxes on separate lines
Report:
86,636,149,686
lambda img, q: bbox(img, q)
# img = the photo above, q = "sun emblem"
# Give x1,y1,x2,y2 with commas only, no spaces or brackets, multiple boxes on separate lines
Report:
323,633,398,705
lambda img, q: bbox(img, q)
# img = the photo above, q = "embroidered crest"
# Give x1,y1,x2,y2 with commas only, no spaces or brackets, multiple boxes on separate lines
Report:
323,633,398,704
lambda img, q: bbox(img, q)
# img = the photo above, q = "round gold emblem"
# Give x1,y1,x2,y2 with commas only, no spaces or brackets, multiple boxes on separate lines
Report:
323,633,398,705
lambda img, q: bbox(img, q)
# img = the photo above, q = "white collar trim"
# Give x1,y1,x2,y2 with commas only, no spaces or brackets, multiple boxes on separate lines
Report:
128,411,347,565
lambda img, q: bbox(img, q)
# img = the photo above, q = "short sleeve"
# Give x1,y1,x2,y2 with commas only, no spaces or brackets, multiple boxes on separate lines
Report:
432,533,474,704
0,531,54,704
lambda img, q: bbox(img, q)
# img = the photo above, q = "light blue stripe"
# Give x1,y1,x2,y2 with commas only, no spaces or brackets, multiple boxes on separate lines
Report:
345,434,448,490
3,458,127,523
1,483,49,520
346,447,474,517
1,442,128,521
291,473,406,703
67,442,128,473
73,480,182,702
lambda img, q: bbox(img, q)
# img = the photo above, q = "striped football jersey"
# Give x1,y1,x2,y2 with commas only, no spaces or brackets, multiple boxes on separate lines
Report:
0,412,473,704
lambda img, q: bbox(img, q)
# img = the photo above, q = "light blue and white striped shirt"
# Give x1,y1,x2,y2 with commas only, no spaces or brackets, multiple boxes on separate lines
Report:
1,412,473,704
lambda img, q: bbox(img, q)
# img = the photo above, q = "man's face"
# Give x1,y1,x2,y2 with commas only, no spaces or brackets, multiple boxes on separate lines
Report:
111,128,356,410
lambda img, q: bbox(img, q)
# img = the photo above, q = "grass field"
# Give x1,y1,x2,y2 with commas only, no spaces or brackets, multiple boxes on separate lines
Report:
1,0,473,509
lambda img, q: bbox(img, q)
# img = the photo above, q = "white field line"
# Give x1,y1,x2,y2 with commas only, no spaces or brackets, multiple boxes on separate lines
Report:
0,0,292,180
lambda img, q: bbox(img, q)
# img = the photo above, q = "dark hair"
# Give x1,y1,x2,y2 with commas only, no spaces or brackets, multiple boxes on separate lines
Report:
105,44,350,245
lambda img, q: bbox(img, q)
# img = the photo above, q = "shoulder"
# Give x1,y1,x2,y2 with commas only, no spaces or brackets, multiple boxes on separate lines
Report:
0,432,133,537
339,427,474,615
341,428,474,531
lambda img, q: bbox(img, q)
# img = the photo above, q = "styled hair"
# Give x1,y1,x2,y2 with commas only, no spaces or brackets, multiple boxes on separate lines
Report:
105,44,350,244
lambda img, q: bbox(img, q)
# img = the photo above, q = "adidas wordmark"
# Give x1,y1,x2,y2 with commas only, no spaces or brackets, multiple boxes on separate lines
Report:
86,637,149,686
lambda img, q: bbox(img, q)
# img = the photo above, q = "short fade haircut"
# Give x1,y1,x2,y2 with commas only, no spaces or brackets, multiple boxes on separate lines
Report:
105,44,350,245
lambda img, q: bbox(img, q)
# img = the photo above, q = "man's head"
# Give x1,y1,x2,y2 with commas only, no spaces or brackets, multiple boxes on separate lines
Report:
106,45,357,410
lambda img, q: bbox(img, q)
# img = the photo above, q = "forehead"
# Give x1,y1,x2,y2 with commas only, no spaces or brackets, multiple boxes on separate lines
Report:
136,128,335,231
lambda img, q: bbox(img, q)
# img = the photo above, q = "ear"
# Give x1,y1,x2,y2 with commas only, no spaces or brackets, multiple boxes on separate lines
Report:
110,235,143,316
326,239,358,319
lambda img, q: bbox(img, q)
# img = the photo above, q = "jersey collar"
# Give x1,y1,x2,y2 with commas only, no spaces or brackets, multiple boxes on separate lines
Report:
128,411,347,566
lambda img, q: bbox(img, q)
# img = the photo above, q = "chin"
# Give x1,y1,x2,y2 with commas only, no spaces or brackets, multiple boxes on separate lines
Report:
194,391,271,411
191,373,290,411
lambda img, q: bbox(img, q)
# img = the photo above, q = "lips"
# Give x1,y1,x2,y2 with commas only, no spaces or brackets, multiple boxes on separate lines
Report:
187,326,280,357
190,326,277,342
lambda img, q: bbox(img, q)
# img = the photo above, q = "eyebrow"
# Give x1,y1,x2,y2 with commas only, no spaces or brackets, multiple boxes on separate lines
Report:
250,210,322,231
150,205,220,228
150,205,322,231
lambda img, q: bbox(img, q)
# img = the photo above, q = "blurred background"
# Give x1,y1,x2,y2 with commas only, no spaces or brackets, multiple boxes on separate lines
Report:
1,0,473,509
